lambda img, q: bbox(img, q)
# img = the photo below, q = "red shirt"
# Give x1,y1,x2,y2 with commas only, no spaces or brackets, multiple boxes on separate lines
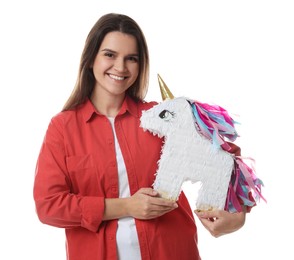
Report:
33,96,200,260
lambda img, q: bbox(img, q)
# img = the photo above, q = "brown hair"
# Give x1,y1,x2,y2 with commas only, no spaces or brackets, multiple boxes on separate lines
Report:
63,13,149,111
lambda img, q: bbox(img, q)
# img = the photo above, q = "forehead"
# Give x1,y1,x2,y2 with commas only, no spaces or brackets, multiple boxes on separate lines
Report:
100,31,138,53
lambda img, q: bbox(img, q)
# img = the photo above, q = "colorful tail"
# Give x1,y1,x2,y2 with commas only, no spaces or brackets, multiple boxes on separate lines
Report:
226,157,266,212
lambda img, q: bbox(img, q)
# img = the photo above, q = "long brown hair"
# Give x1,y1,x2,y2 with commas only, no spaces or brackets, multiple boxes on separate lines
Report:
63,13,149,111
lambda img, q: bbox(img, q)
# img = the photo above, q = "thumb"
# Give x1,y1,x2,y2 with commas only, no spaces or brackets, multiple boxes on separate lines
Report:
195,210,217,219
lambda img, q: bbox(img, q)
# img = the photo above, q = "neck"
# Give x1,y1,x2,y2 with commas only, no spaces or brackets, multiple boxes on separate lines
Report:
90,89,125,117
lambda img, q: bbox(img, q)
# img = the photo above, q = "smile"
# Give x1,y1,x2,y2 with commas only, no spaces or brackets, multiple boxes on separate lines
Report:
109,74,126,81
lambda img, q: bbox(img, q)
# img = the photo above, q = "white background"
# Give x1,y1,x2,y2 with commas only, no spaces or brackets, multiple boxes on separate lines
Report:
1,0,293,259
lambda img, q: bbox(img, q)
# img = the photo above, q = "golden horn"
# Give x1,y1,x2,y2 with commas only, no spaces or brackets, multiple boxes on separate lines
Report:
157,74,174,101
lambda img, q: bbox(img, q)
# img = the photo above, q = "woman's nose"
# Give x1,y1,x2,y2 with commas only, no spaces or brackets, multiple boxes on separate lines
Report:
114,58,126,72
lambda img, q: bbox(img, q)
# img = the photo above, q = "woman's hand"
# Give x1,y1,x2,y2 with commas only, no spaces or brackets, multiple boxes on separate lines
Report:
127,188,178,220
194,209,246,238
103,188,178,221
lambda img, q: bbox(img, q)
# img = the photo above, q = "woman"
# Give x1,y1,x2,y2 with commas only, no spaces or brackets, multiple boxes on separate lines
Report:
33,13,246,260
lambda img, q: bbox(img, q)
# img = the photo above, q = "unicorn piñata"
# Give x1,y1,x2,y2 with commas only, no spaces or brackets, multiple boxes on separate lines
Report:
140,75,265,213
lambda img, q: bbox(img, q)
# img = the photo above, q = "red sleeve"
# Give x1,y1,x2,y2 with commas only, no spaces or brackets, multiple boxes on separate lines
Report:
33,115,105,232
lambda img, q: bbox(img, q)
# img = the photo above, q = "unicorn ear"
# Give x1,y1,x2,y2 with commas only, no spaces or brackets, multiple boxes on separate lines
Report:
157,74,174,101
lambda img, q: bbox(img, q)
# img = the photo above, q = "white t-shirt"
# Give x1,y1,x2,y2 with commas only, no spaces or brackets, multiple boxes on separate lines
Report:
108,118,141,260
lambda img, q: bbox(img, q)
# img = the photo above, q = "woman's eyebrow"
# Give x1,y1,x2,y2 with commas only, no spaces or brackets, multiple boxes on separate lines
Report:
101,48,116,53
101,48,139,57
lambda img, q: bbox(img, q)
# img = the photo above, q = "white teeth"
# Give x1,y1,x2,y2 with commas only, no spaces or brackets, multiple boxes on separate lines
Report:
109,74,125,81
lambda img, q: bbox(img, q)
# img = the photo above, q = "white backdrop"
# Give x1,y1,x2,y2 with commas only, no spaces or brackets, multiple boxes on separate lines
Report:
1,0,293,259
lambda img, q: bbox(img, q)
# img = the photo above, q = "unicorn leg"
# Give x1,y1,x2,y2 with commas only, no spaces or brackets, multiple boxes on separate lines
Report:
153,172,184,201
196,179,230,211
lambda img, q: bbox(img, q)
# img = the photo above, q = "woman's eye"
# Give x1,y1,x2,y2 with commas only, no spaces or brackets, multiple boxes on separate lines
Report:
104,52,114,58
127,56,138,62
159,110,175,121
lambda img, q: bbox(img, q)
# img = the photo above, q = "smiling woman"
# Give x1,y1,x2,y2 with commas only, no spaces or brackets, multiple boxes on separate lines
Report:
33,13,201,260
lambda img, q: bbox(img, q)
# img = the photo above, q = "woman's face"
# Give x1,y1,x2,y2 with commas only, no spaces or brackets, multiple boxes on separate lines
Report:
92,31,139,99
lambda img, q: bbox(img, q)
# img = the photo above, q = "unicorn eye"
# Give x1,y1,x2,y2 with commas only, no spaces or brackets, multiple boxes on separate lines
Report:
159,110,175,121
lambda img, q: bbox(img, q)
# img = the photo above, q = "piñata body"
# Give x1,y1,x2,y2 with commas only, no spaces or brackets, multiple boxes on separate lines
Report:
140,97,264,212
